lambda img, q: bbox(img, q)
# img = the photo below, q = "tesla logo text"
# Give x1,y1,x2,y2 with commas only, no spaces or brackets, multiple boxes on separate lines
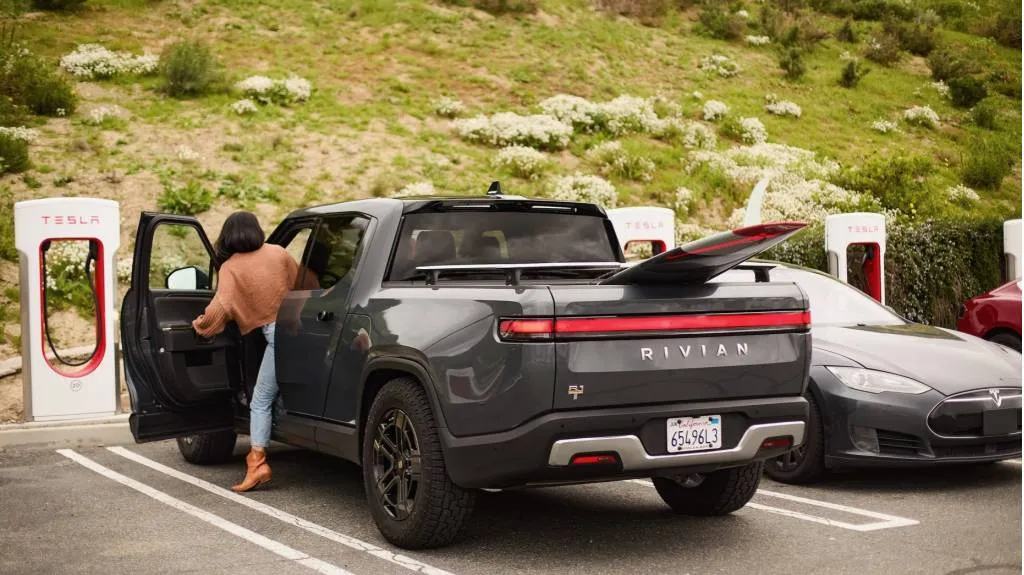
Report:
847,225,880,233
640,343,749,361
989,388,1002,408
626,220,666,230
568,385,584,400
42,215,101,225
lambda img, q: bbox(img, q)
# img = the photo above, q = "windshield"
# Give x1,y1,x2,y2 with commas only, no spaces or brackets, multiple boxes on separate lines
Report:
387,211,620,281
714,266,905,326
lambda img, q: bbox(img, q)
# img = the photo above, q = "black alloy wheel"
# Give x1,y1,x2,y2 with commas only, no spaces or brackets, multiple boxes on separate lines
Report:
372,408,421,520
764,391,827,484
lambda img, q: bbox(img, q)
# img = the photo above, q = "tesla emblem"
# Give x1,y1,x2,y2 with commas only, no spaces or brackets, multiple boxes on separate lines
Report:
568,385,584,400
989,389,1002,408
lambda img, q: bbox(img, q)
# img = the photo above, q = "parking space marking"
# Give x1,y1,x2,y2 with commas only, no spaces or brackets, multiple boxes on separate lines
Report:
56,449,353,575
107,447,456,575
626,479,919,532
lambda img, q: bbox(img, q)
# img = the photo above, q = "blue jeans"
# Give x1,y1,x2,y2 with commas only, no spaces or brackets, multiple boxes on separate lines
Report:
249,322,278,449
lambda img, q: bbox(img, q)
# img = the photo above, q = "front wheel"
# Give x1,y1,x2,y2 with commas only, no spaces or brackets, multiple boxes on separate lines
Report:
361,377,476,549
652,461,763,516
987,331,1022,353
764,393,827,484
176,430,237,465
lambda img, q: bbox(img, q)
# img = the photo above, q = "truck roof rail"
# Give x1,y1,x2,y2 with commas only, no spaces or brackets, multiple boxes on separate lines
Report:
415,262,625,286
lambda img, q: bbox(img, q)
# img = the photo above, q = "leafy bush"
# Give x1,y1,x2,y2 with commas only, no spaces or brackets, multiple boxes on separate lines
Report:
838,58,869,88
0,31,78,117
975,6,1022,49
926,46,970,82
832,154,938,216
442,0,537,14
864,34,901,66
883,16,937,56
947,75,988,109
766,217,1006,327
836,18,857,42
594,0,687,24
0,185,14,262
699,3,746,40
971,99,998,130
159,40,222,98
822,0,918,21
778,48,805,80
961,138,1013,190
157,181,213,215
0,131,29,174
31,0,86,10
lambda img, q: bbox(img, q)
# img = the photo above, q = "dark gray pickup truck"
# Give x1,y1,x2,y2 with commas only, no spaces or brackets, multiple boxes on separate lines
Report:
121,188,812,549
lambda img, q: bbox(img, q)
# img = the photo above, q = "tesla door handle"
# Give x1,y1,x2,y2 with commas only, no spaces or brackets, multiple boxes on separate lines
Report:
316,310,334,322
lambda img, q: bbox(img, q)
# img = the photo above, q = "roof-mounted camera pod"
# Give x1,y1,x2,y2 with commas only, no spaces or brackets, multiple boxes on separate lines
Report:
14,198,121,422
824,212,886,305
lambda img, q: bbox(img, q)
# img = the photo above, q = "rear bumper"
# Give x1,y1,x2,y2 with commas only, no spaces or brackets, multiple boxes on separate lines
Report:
441,396,808,489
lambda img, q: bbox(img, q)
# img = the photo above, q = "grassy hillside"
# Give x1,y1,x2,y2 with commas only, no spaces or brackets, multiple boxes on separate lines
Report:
0,0,1021,357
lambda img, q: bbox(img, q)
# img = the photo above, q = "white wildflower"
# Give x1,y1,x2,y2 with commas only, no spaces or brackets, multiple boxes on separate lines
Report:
903,105,939,128
674,187,694,214
930,80,950,98
59,44,158,79
175,145,200,162
87,106,118,125
236,75,276,101
736,9,749,18
116,259,134,282
599,95,661,135
539,94,603,131
393,181,436,197
282,75,312,102
679,121,717,150
230,99,258,115
453,112,573,149
703,100,729,121
587,141,655,182
56,108,66,117
549,173,618,209
947,184,980,203
691,91,704,100
738,117,768,144
493,145,550,180
432,96,466,118
765,99,802,118
745,35,771,46
676,222,721,244
871,119,899,133
235,74,310,105
699,54,740,78
0,126,39,143
686,142,840,184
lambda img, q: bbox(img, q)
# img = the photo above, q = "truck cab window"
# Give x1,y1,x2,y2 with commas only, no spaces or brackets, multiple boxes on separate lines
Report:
307,215,369,291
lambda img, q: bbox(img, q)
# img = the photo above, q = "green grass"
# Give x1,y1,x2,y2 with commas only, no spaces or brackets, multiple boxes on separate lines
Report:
1,0,1020,230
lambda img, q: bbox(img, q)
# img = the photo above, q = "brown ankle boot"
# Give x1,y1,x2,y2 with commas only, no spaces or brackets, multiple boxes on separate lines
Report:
231,447,271,492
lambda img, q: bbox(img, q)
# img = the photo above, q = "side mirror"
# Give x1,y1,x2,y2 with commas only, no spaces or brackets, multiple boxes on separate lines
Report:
166,266,211,290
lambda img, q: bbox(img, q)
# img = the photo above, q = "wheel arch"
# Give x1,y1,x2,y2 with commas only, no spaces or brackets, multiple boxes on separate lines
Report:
357,356,448,458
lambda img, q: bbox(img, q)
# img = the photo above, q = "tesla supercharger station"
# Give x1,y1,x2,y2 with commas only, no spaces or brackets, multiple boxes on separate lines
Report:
824,212,886,305
15,198,120,422
607,206,676,256
1003,219,1021,281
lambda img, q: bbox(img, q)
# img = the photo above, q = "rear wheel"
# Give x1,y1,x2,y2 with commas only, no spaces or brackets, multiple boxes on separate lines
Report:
764,393,827,484
176,430,237,465
652,461,763,516
361,377,476,549
986,331,1022,353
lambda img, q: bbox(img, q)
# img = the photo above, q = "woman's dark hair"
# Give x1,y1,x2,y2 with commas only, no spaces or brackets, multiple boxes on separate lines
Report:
213,211,264,267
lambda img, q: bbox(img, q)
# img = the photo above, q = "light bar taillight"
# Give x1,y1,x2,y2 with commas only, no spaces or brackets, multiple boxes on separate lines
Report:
498,311,809,341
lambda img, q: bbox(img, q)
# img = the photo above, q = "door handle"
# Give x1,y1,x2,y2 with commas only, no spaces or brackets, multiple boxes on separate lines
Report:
316,310,334,322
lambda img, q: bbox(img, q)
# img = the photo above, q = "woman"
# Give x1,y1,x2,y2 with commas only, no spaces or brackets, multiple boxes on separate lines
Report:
192,211,300,492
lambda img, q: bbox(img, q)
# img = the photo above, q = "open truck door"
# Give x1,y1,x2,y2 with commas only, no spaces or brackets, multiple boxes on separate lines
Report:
121,212,239,442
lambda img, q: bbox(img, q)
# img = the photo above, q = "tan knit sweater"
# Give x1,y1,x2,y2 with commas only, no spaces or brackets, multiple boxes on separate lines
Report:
192,243,300,337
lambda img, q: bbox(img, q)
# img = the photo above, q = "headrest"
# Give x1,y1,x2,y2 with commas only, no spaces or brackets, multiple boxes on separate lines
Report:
413,230,457,265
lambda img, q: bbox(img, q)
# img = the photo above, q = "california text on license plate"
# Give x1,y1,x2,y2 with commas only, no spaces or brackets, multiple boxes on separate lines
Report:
666,415,722,453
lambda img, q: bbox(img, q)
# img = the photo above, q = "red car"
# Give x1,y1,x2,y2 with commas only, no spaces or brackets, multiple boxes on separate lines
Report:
957,279,1022,352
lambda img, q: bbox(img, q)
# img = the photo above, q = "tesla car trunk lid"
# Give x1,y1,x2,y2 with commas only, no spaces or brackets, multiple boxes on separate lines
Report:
547,282,811,410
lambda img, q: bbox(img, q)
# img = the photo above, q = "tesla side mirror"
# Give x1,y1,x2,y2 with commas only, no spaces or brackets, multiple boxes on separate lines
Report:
166,266,210,291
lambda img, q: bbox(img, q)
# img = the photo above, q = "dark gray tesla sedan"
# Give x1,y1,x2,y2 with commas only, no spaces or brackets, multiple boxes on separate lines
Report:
712,260,1022,484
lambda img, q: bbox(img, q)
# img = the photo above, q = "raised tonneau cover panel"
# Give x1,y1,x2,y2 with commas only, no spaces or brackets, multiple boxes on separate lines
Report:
548,282,808,317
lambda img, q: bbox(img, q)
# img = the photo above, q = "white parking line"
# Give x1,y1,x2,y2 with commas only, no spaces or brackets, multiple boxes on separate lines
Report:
56,449,353,575
626,479,919,532
107,446,456,575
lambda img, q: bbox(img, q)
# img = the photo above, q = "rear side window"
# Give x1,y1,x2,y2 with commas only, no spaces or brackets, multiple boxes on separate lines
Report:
387,211,619,281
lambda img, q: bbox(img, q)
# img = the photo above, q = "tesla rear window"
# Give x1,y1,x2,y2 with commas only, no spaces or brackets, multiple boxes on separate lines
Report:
387,211,619,281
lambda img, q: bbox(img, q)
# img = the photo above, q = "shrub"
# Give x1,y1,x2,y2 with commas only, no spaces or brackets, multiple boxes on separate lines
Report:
157,181,213,215
586,141,656,182
0,37,78,117
832,154,937,215
836,18,857,42
548,173,618,209
0,131,29,174
975,8,1022,49
0,185,13,262
23,72,76,116
699,3,746,40
838,58,869,88
593,0,683,24
235,75,312,106
864,34,902,66
947,75,988,109
159,40,221,98
778,48,805,80
765,217,1006,328
719,116,767,144
59,44,159,80
467,0,537,14
961,138,1013,190
883,16,937,56
902,105,938,129
492,145,550,180
926,46,971,82
31,0,86,10
454,112,573,150
971,99,998,130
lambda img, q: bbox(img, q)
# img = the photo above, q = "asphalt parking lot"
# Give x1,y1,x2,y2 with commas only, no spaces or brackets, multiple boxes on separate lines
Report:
0,439,1020,575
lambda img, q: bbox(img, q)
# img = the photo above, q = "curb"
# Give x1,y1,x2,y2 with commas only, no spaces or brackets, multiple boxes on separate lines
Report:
0,413,134,448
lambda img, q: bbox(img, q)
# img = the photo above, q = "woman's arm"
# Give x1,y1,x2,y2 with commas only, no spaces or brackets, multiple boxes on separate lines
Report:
192,265,233,337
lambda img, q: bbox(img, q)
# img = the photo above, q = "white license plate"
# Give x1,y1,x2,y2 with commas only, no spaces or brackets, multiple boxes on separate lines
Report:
666,415,722,453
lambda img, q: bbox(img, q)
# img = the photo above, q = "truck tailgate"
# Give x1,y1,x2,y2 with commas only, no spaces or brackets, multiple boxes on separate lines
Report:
547,282,810,410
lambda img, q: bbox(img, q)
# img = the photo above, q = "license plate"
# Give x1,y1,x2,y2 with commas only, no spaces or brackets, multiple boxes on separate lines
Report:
666,415,722,453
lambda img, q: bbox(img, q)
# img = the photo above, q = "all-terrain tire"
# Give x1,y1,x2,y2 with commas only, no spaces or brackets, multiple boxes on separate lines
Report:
361,377,476,549
176,430,237,465
987,331,1022,353
764,392,827,484
652,461,763,516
